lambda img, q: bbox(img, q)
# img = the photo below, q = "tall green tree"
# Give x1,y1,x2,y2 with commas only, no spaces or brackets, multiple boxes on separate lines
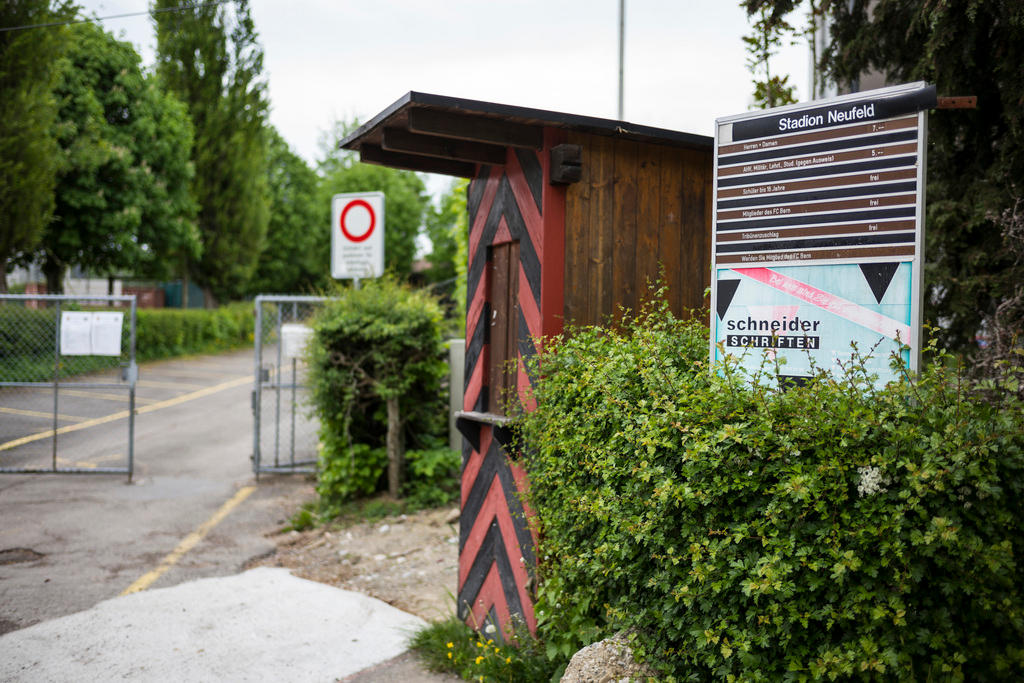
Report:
742,3,798,109
34,21,198,293
248,128,324,294
0,1,73,291
744,0,1024,353
318,121,429,279
154,0,270,305
423,180,464,286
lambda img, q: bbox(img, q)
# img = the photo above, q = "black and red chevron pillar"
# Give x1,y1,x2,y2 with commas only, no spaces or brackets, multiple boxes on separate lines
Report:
458,130,567,635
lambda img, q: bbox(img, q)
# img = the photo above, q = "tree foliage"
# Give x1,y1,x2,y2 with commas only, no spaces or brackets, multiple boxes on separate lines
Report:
0,0,73,291
154,0,270,304
742,3,798,109
36,21,198,292
248,128,325,294
742,0,1024,353
423,180,465,287
318,120,429,279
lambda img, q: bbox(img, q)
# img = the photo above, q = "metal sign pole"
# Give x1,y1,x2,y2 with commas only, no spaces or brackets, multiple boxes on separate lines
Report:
128,295,137,483
52,299,61,472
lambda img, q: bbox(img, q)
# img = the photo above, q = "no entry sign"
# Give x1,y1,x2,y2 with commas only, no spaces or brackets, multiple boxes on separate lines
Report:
331,192,385,279
710,82,935,385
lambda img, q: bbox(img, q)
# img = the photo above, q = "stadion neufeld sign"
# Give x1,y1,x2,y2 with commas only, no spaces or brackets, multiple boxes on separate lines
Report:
710,82,936,385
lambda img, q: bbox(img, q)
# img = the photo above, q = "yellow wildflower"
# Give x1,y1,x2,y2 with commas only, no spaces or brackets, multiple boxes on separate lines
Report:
475,655,484,664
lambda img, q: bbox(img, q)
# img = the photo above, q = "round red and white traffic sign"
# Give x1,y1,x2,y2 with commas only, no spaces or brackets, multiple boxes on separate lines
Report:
339,198,376,243
330,192,385,280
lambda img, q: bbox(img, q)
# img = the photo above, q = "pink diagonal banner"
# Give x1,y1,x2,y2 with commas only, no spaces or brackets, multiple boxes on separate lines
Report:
733,267,911,342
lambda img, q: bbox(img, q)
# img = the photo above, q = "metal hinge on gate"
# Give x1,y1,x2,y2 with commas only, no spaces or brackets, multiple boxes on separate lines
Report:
121,362,138,385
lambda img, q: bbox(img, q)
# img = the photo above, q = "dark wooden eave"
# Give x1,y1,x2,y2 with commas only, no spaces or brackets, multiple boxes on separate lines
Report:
339,91,713,178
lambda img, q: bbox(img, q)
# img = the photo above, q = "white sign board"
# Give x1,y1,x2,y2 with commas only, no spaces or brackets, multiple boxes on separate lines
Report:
331,192,385,280
60,311,124,356
710,82,935,385
280,323,314,358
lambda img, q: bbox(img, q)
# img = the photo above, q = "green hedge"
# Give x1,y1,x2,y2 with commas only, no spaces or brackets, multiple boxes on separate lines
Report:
518,299,1024,681
0,302,254,381
135,303,253,360
308,278,457,513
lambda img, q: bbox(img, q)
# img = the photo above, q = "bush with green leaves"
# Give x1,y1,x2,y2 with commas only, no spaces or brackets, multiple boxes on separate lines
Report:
518,298,1024,680
308,278,455,514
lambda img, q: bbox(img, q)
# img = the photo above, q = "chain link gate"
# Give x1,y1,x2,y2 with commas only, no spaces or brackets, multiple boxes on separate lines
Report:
0,294,137,480
252,295,333,476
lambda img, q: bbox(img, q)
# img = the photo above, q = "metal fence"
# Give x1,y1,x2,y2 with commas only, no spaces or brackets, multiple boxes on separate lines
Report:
252,295,333,476
0,294,136,479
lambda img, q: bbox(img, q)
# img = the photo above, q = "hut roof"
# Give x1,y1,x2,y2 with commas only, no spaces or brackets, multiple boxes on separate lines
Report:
338,91,713,177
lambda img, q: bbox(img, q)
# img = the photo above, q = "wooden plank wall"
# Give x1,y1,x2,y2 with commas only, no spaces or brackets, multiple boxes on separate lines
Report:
563,131,712,326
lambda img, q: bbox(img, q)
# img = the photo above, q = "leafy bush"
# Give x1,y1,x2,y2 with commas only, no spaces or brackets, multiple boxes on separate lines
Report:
308,278,454,514
518,297,1024,680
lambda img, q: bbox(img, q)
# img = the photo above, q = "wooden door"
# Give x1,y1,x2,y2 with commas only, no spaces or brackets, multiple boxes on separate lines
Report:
488,241,520,414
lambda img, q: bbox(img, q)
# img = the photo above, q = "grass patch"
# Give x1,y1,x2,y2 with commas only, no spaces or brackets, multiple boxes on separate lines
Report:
410,616,563,683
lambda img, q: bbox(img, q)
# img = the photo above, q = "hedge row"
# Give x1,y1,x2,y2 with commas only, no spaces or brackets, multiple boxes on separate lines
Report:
518,298,1024,681
135,303,253,360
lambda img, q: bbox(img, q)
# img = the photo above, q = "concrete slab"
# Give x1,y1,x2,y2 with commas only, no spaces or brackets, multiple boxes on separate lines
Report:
0,567,426,682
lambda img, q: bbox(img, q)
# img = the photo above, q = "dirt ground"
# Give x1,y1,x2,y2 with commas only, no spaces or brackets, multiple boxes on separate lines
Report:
250,501,461,622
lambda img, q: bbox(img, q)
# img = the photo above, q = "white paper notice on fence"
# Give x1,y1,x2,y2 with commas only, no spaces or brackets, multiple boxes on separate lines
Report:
60,312,93,355
90,312,124,356
280,323,313,358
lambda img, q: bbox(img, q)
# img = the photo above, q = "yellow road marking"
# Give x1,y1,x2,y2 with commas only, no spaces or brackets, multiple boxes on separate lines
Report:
0,375,252,452
56,452,123,469
121,486,256,595
0,406,89,422
23,387,157,404
144,367,248,380
137,379,207,390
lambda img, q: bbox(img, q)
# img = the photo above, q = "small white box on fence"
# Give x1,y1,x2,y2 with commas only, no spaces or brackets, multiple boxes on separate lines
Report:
281,323,314,358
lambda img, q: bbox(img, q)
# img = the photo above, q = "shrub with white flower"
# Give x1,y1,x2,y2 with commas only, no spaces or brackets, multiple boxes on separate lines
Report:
856,465,887,497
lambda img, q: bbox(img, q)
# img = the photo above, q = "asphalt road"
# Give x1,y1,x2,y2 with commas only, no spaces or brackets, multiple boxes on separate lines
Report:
0,348,316,634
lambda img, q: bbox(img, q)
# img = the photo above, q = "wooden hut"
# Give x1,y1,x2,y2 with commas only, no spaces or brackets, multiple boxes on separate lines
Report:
339,92,713,637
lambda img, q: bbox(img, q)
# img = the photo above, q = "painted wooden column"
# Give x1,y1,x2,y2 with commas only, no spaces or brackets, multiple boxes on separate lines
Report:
457,131,566,638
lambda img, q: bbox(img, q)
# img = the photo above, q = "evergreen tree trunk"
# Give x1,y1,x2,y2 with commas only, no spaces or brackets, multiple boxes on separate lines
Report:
386,396,403,497
43,260,63,295
181,257,190,308
0,261,7,294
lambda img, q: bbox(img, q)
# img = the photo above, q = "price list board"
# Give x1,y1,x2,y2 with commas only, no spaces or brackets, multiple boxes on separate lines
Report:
710,83,936,384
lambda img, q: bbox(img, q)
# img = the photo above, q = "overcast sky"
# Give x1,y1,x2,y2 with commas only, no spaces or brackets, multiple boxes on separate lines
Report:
77,0,812,175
